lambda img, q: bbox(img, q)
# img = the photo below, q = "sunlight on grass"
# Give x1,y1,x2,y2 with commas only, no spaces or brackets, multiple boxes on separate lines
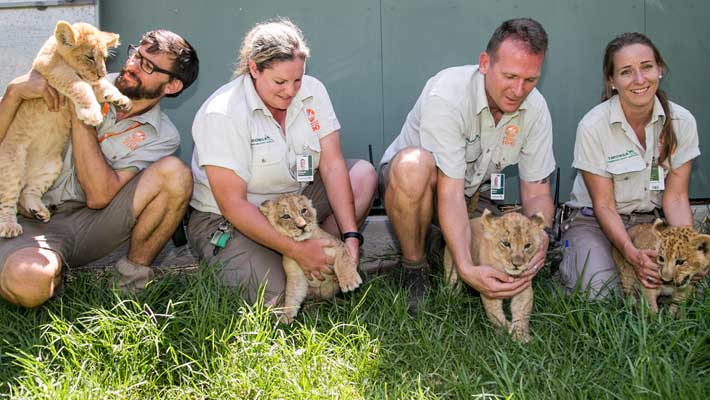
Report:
0,263,708,398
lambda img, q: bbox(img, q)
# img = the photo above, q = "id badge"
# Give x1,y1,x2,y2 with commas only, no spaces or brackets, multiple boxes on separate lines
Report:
297,154,314,182
649,165,665,191
490,173,505,200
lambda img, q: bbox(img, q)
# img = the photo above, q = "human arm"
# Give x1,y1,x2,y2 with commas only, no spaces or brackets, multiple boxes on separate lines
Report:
0,71,62,143
69,110,137,208
662,160,693,227
437,171,531,298
517,177,554,278
582,171,660,288
317,132,360,265
205,165,335,280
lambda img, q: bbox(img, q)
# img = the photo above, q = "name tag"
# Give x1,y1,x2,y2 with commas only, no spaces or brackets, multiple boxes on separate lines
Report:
649,165,664,191
297,154,314,182
490,173,505,200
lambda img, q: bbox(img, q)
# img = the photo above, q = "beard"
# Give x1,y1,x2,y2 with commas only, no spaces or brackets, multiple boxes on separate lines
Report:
115,69,165,100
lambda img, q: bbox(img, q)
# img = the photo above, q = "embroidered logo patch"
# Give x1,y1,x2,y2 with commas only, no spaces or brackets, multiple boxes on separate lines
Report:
607,149,639,163
502,124,519,146
251,136,275,146
306,108,321,132
122,131,146,150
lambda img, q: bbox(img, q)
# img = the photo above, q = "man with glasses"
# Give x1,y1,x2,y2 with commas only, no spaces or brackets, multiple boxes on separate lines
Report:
0,29,199,307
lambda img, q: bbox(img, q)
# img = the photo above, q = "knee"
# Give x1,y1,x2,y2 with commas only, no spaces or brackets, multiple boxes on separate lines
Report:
149,156,193,199
349,160,377,199
388,147,436,196
0,248,61,308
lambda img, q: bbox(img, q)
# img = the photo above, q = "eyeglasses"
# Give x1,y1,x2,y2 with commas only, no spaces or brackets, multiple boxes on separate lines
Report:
127,44,177,79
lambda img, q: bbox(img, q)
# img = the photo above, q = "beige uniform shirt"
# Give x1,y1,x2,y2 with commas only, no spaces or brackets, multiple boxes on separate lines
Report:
380,65,555,198
43,74,179,205
190,74,340,214
568,95,700,214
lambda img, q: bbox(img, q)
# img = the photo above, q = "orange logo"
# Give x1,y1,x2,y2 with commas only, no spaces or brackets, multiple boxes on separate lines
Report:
306,108,320,132
122,130,147,151
502,124,519,146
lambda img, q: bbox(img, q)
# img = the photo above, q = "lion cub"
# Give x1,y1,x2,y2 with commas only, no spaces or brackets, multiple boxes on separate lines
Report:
443,209,545,343
0,21,130,238
259,194,362,323
613,220,710,316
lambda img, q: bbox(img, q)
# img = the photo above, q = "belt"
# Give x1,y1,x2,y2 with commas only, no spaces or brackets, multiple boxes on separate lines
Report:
577,206,663,218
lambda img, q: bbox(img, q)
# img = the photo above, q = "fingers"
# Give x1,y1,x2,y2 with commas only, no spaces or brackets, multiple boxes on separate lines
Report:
43,85,60,112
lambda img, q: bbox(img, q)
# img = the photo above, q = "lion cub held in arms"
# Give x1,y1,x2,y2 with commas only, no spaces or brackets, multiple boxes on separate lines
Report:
613,220,710,316
0,21,130,238
260,194,362,324
443,209,545,343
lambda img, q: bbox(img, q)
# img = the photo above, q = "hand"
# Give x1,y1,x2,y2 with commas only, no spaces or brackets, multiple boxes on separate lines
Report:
289,238,336,281
457,263,531,299
624,245,660,289
7,71,64,111
519,230,550,279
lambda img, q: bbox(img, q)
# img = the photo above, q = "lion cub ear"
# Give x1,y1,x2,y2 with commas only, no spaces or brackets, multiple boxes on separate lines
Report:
651,219,668,237
259,200,274,216
100,31,120,49
55,21,78,49
690,234,710,258
530,212,545,230
481,208,496,229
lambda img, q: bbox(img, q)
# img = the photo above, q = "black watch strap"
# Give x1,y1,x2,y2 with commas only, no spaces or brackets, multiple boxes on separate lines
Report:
341,231,364,247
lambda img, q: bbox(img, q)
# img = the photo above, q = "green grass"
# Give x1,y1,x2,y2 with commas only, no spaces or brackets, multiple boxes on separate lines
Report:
1,262,709,399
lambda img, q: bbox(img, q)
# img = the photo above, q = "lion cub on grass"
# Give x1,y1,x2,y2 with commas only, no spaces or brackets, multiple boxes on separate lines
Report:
443,209,545,343
260,194,362,324
0,21,130,238
613,220,710,316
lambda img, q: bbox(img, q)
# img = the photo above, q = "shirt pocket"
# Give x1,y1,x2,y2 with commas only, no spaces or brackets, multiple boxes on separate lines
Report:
302,135,322,169
464,140,482,162
250,144,296,194
606,157,646,203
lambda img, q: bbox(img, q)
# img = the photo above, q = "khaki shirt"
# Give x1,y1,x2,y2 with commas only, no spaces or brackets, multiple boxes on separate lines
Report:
568,95,700,214
380,65,555,198
190,74,340,213
43,74,180,205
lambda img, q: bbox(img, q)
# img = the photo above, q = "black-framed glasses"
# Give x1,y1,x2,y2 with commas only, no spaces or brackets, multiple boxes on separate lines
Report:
127,44,177,79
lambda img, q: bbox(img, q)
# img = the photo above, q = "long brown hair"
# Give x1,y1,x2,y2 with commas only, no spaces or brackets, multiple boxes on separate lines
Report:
602,32,676,168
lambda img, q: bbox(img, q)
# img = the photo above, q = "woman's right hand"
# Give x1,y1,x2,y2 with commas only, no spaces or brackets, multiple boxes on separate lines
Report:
623,243,661,288
289,238,336,281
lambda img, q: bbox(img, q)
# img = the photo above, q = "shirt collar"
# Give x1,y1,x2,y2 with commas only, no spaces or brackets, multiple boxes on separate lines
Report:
609,94,666,125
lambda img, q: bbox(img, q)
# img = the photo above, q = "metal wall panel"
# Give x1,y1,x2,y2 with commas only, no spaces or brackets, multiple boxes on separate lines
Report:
100,0,709,200
646,0,710,198
100,0,383,163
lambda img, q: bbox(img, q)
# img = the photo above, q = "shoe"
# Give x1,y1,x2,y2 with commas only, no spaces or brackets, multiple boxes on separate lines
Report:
402,261,431,314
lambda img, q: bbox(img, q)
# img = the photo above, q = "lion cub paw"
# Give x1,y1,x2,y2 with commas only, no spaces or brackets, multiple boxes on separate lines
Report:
0,221,23,238
509,325,531,344
108,94,132,111
19,196,50,223
76,103,103,126
337,269,362,293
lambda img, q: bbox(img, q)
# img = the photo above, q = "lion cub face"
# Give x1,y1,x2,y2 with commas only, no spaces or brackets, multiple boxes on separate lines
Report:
54,21,119,83
481,209,545,276
259,194,317,241
652,221,710,287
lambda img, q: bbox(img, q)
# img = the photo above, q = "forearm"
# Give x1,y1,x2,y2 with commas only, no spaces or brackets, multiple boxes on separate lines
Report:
663,193,692,227
71,120,124,207
0,87,23,144
437,178,473,272
593,204,635,257
320,157,358,233
521,193,554,227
